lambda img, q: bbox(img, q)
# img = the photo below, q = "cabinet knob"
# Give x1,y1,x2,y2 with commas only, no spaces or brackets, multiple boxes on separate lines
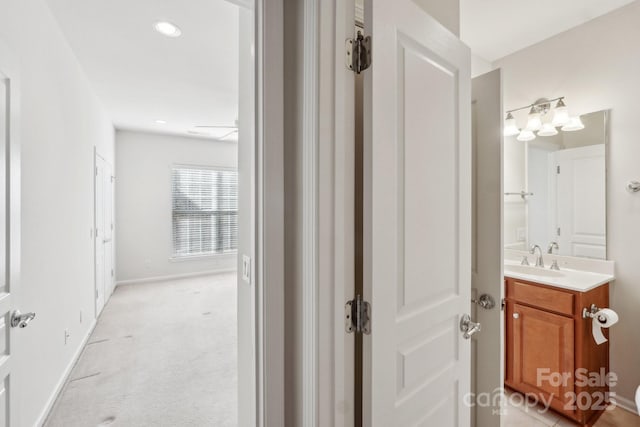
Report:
513,313,520,319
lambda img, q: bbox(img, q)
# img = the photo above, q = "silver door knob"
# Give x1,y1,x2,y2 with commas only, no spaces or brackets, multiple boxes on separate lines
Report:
11,310,36,328
472,294,496,310
513,313,520,319
460,314,481,339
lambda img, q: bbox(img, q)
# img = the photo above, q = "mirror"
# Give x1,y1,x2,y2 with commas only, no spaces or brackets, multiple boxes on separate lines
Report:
504,110,608,259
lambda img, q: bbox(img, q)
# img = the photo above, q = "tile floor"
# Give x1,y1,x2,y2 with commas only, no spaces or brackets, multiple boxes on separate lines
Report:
503,390,640,426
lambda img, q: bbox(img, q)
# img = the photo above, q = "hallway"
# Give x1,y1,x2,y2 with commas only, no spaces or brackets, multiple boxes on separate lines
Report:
44,273,237,427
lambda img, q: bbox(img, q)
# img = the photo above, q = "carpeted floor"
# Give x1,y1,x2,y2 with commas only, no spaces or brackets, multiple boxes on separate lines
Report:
44,273,238,427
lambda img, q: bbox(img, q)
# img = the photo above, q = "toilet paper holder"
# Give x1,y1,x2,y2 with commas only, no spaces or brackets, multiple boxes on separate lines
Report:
582,304,606,321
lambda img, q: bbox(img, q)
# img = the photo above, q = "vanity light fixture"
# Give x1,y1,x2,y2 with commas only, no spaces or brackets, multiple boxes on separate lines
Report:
517,129,536,142
505,97,583,142
525,106,543,131
551,98,570,127
503,112,520,136
561,116,585,131
154,21,182,38
537,122,558,137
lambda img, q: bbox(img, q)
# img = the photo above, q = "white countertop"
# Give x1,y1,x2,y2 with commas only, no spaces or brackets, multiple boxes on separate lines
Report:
504,259,615,292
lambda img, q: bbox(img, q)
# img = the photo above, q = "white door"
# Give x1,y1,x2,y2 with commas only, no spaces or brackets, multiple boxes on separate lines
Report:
471,70,503,427
552,145,606,259
95,156,105,315
362,1,472,425
103,161,114,298
95,154,114,316
0,40,22,427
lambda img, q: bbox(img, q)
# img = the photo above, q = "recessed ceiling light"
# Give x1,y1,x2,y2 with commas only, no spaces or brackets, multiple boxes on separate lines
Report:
155,119,167,124
154,21,182,38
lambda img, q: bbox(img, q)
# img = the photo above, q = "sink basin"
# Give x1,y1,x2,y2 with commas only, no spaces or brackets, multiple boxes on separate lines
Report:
504,265,565,278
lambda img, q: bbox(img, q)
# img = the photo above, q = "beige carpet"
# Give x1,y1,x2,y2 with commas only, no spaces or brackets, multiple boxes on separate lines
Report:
44,273,237,427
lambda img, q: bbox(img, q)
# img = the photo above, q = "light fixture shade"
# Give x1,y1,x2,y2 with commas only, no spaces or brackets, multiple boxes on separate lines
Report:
538,122,558,137
552,99,570,127
526,107,543,131
504,112,520,136
561,116,585,132
517,129,536,142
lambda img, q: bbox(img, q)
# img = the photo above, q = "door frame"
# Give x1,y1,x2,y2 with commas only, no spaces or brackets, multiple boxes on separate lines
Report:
256,0,285,424
296,0,357,425
0,36,21,427
316,0,359,425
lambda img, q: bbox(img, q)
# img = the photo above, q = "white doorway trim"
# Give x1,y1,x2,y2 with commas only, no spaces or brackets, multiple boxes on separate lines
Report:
256,0,285,424
302,0,320,425
317,0,357,425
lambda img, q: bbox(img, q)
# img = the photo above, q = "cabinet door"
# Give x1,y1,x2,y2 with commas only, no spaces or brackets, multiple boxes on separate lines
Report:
511,303,575,408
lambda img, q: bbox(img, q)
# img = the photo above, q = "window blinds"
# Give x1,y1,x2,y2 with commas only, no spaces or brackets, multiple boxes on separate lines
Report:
172,167,238,257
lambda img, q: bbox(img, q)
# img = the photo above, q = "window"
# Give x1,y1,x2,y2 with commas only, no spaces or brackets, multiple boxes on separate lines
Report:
171,166,238,257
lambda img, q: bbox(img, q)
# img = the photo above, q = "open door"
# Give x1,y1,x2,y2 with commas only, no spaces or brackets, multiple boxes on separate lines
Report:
0,39,23,427
362,1,472,425
471,69,503,427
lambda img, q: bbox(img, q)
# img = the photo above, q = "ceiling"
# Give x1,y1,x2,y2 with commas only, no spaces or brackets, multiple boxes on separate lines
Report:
46,0,636,139
460,0,637,63
46,0,240,140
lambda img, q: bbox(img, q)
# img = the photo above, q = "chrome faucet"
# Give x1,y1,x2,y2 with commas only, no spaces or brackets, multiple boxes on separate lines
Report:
547,241,559,254
530,245,544,268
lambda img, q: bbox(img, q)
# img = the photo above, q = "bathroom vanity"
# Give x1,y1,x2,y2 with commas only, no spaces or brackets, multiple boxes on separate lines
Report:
504,263,614,427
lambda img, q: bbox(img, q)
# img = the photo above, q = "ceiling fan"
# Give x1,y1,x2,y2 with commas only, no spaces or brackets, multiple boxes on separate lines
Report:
191,119,239,140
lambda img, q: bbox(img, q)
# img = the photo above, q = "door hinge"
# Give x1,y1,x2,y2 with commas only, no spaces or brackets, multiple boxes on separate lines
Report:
111,269,114,277
345,295,371,334
557,227,561,236
501,298,506,311
557,165,561,174
95,288,99,299
346,32,371,74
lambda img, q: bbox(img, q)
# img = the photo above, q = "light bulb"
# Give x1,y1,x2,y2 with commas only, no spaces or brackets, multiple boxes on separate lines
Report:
525,106,542,131
561,116,585,132
552,98,569,127
504,112,520,136
517,129,536,142
538,123,558,137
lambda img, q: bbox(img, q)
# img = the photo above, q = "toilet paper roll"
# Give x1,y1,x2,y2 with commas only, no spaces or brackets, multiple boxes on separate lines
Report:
592,308,619,345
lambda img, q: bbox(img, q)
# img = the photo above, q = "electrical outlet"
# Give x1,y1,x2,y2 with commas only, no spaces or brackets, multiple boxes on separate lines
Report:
242,255,251,284
516,227,527,242
64,329,70,345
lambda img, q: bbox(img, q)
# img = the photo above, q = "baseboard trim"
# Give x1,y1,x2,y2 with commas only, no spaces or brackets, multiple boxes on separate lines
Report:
116,268,236,287
611,394,638,415
36,318,97,427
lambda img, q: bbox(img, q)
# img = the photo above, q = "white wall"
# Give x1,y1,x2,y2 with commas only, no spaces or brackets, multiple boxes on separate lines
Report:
494,1,640,408
413,0,460,35
471,54,492,78
0,0,115,425
115,130,237,283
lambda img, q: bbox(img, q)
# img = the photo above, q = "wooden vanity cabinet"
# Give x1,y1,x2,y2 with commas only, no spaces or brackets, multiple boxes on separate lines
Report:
504,277,610,427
